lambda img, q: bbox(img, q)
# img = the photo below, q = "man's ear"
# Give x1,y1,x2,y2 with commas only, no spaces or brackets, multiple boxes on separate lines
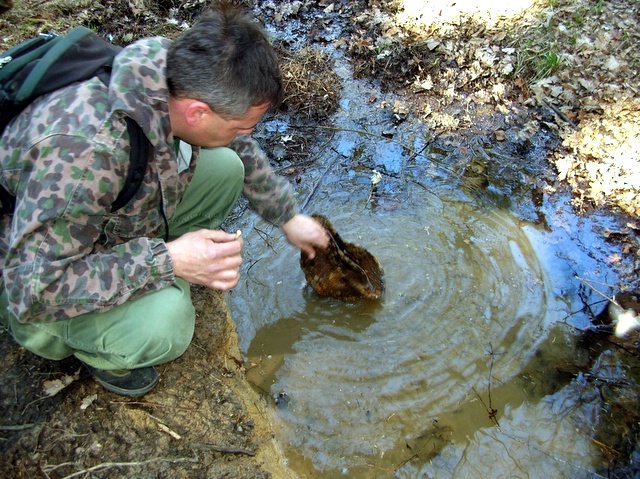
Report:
183,100,211,126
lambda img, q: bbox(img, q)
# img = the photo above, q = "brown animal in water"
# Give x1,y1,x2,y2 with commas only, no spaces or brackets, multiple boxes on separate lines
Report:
300,214,384,301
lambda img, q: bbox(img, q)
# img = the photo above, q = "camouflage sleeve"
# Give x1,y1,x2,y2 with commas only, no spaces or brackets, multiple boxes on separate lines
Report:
2,134,175,323
229,135,298,225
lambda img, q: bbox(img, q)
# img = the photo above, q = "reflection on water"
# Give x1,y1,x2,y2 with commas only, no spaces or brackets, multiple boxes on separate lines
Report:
228,180,612,477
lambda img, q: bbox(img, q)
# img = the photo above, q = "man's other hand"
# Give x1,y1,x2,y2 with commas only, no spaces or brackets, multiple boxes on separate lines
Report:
167,229,243,290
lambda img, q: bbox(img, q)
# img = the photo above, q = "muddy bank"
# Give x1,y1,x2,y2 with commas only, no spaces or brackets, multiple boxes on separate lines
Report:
0,1,300,477
0,288,296,478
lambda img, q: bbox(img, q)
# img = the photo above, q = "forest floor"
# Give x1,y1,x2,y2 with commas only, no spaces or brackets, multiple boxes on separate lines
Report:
0,0,638,478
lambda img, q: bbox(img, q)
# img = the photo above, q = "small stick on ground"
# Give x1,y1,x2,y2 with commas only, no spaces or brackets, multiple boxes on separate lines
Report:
190,442,256,456
46,454,199,479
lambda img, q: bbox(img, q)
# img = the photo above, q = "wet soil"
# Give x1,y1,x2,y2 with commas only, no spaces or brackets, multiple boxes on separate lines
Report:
1,0,639,478
0,287,294,479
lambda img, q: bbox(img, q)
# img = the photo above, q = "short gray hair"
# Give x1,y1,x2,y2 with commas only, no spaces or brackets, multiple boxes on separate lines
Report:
166,6,283,118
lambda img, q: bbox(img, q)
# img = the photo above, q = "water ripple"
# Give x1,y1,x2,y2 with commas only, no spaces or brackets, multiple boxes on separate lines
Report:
241,186,555,474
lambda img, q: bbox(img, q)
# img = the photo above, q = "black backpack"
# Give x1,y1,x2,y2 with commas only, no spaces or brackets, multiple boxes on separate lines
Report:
0,26,150,215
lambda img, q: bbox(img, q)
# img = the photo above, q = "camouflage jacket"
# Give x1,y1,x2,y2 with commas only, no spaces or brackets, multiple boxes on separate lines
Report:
0,37,297,323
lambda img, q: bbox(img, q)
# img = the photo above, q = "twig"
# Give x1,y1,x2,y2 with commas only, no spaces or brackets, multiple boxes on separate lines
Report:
42,461,78,474
244,258,266,285
559,298,608,324
38,463,53,479
575,276,617,305
190,442,256,456
157,422,182,440
0,423,36,431
21,396,49,416
486,344,496,413
542,98,578,129
407,141,430,163
252,226,278,254
45,454,199,479
299,153,341,212
144,412,182,440
408,178,448,202
472,343,501,428
591,437,620,458
472,386,500,429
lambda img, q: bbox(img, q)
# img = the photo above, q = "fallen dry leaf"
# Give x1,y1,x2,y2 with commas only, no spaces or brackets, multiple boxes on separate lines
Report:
42,369,80,397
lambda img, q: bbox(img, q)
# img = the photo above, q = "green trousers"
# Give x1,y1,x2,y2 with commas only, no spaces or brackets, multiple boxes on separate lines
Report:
0,148,244,370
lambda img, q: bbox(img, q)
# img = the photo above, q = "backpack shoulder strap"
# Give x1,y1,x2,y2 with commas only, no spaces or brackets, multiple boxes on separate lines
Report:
0,27,121,134
0,28,149,215
21,27,120,103
0,118,151,216
110,117,151,213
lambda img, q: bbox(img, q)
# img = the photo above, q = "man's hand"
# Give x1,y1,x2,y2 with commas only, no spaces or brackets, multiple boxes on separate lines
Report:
167,229,243,290
281,214,330,259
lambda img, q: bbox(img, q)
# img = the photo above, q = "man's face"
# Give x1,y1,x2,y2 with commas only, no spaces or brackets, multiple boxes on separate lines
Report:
182,102,270,147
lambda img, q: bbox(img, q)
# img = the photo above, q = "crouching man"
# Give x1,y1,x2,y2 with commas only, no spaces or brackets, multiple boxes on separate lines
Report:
0,5,328,396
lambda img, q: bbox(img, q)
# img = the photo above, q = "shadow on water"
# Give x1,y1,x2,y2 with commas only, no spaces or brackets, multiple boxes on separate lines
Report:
223,6,640,478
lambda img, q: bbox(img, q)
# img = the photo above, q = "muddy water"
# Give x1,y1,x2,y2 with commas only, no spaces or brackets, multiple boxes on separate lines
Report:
226,43,627,478
228,161,620,477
